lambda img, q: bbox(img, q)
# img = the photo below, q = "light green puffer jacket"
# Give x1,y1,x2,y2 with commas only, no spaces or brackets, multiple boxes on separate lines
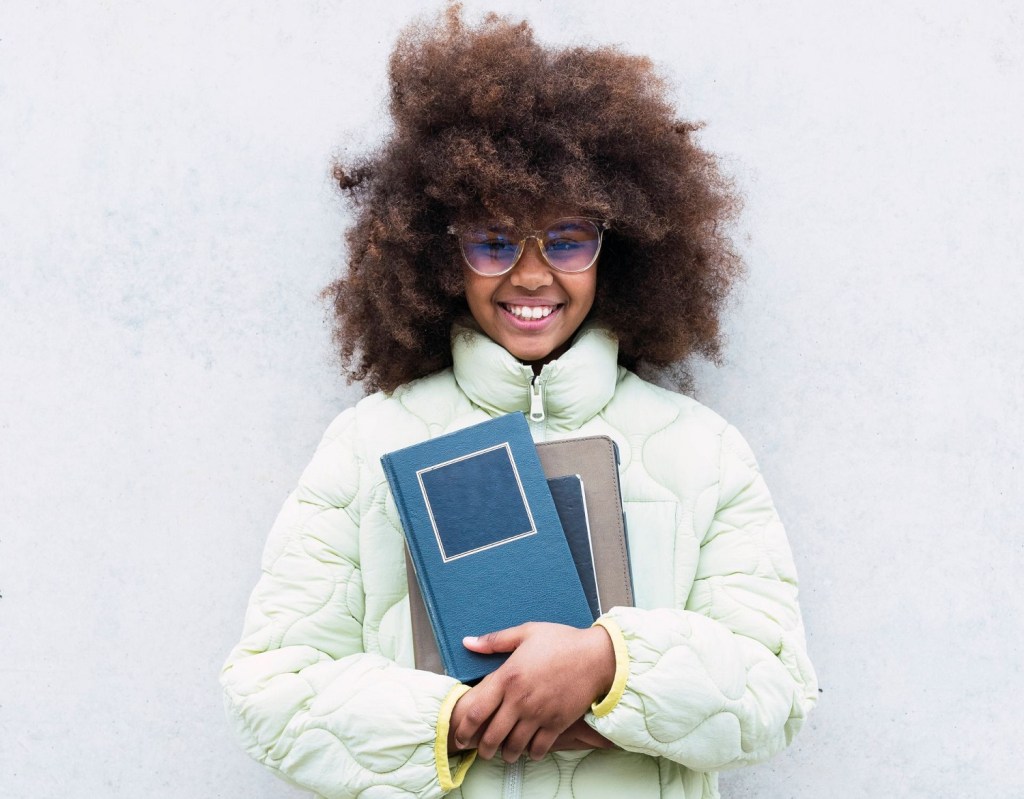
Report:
221,322,817,799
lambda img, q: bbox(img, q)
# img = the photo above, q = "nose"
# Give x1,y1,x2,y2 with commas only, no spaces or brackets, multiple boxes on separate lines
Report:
508,237,553,290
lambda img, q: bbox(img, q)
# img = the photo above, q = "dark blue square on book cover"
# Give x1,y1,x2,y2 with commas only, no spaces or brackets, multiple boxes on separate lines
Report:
417,443,536,561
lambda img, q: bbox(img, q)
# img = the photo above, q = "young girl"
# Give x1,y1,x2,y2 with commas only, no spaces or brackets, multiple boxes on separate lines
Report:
222,9,816,798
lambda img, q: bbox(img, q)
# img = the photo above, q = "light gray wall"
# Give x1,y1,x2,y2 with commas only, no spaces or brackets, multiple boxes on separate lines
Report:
2,1,1021,796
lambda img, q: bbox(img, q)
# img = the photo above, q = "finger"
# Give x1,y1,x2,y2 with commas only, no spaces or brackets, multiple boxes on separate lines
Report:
551,718,583,749
527,727,559,761
463,624,530,654
451,684,502,750
550,729,578,752
452,705,495,751
475,706,520,761
500,719,539,764
568,723,615,750
548,719,614,752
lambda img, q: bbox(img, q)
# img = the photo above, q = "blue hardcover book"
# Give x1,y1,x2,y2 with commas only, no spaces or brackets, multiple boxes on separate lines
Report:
381,412,593,683
547,475,600,621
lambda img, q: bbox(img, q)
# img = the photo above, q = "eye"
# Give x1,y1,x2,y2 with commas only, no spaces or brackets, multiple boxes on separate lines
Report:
544,237,584,252
468,237,516,254
463,227,519,263
462,235,516,266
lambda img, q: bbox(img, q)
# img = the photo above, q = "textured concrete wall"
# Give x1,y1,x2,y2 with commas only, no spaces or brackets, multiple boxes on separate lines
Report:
2,1,1021,796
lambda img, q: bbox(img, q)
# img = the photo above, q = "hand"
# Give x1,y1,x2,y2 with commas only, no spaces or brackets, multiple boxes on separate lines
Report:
549,717,616,752
448,622,616,762
448,711,613,756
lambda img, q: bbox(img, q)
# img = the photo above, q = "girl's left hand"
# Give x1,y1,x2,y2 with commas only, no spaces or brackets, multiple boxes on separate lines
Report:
448,622,616,762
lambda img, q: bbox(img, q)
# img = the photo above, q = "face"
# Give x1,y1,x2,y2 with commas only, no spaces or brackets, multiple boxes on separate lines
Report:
462,213,598,368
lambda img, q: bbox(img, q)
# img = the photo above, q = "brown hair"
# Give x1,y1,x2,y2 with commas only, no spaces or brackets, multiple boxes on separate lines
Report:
324,5,743,393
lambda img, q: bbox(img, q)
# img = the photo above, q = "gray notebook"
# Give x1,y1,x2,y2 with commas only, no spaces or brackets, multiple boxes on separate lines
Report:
406,434,632,675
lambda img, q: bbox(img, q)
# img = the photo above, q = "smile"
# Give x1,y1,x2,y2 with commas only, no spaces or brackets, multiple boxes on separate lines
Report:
500,303,560,321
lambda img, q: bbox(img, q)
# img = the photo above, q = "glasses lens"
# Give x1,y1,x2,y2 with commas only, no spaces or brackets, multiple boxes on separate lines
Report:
541,218,601,272
461,225,520,275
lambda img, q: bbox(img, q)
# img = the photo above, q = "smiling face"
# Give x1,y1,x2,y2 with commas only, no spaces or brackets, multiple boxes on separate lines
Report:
462,213,599,369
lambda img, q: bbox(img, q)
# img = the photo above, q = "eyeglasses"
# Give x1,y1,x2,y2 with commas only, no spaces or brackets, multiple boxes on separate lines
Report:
449,217,609,277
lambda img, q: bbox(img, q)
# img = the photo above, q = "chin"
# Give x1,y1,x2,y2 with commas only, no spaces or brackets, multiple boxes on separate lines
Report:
505,339,565,365
506,346,549,363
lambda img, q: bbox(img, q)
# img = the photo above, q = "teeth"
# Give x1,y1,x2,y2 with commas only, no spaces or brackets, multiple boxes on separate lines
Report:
507,305,554,320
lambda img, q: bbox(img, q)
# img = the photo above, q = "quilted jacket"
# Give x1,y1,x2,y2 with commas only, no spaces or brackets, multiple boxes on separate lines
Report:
221,321,817,799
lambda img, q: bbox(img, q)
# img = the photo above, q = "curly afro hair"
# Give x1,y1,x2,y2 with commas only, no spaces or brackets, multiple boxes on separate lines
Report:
324,4,743,394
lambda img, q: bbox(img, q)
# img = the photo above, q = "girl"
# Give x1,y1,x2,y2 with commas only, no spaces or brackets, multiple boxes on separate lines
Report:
222,8,816,798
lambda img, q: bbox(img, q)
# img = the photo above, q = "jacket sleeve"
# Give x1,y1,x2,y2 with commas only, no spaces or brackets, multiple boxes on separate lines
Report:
585,424,817,771
220,409,475,798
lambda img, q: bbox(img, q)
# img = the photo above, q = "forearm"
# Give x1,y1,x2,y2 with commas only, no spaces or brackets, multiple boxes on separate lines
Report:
578,422,817,768
585,598,815,770
223,645,475,797
222,407,477,796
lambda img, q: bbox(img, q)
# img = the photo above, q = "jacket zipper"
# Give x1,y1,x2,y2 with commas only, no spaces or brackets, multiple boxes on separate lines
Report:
505,379,541,796
529,375,545,422
501,758,525,799
507,384,540,798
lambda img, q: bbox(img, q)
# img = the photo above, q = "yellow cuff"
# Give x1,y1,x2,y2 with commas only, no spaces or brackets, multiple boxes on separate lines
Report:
591,617,628,718
435,683,477,791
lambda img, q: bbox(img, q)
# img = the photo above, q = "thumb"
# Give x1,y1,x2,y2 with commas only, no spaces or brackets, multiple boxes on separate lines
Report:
463,624,529,654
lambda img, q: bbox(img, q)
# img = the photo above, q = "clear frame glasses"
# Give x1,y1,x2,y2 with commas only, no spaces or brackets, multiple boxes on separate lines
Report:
449,217,609,277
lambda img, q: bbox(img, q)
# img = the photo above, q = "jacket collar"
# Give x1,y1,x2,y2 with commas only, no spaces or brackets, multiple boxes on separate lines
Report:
451,319,621,432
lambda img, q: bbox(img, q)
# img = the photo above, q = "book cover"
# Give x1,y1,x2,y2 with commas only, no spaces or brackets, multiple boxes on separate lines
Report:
536,436,633,611
547,475,600,620
406,433,633,676
382,412,593,683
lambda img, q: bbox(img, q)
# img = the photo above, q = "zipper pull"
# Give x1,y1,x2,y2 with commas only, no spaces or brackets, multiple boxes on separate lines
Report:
529,375,545,422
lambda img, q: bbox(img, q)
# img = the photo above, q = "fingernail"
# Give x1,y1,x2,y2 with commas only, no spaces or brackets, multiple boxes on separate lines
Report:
463,636,478,645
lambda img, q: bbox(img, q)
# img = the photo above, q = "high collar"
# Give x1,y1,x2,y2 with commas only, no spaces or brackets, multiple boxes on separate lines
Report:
451,319,621,433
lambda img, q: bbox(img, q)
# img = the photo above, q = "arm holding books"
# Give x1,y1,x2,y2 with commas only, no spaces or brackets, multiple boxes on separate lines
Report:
448,622,617,762
220,409,476,798
452,424,817,771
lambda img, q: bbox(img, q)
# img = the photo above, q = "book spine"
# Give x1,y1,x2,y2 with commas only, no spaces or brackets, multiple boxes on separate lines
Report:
610,441,634,603
381,454,457,674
